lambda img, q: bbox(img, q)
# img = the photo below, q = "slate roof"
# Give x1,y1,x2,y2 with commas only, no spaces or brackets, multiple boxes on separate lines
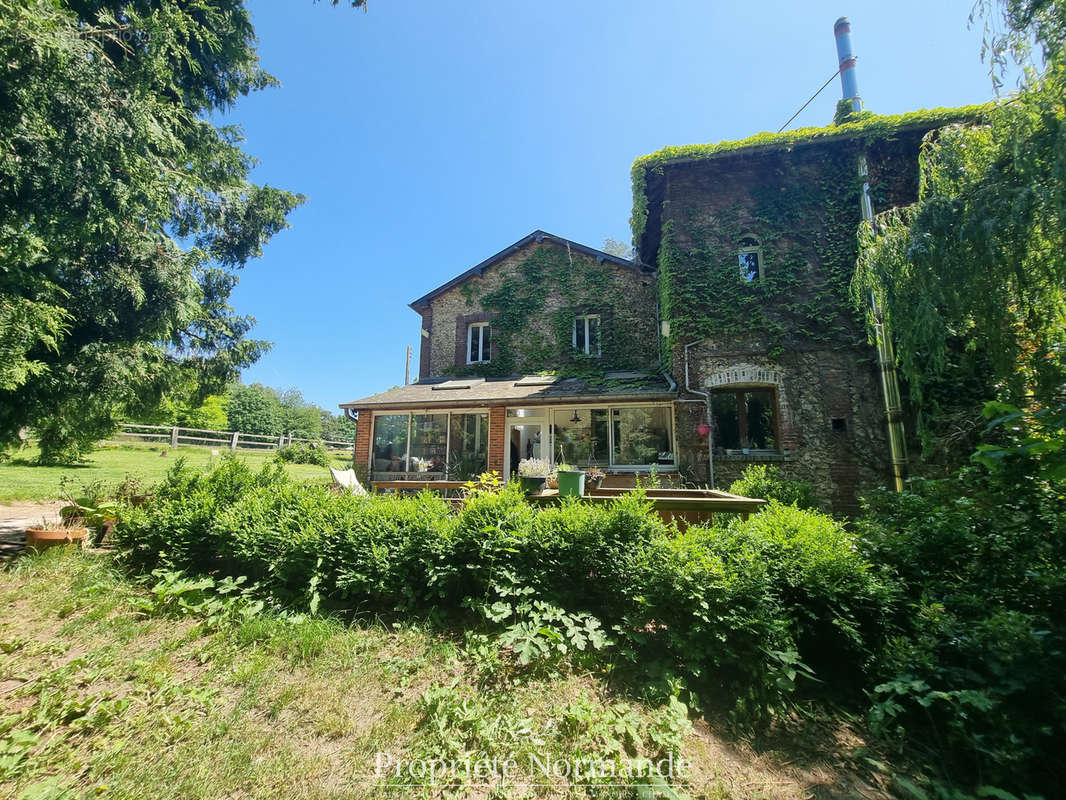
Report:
408,230,650,310
339,373,676,411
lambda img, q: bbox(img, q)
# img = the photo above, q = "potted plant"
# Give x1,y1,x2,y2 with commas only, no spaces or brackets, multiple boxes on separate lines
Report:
517,458,551,494
555,463,586,497
59,476,120,545
25,519,89,553
584,466,605,491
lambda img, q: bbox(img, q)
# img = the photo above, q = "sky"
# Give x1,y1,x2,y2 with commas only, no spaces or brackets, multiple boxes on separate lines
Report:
226,0,1010,411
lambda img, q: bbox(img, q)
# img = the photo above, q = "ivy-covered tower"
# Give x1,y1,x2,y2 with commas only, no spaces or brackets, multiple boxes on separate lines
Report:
632,109,983,510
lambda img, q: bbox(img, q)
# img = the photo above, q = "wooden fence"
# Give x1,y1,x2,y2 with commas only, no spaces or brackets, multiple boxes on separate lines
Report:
109,423,355,453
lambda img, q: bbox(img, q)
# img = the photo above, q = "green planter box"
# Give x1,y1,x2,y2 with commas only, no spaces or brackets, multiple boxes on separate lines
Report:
556,469,586,497
519,475,547,494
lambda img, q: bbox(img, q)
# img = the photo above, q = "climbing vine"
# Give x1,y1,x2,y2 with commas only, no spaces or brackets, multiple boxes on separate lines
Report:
630,105,990,248
653,147,875,358
634,107,993,363
444,244,658,379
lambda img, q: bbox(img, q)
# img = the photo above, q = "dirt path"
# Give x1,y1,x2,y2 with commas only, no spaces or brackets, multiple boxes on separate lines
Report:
0,500,64,559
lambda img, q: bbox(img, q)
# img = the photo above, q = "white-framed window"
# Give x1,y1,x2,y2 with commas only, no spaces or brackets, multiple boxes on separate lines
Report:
738,235,762,282
573,314,601,357
467,322,491,364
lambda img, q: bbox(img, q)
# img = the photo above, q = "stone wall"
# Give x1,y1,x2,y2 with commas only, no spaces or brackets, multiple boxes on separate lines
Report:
673,338,890,513
418,240,659,379
650,134,927,512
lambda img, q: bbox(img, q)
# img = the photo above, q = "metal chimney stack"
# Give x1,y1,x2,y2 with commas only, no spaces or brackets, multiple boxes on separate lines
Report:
834,16,862,112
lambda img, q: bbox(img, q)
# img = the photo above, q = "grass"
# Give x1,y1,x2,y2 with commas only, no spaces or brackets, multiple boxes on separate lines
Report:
0,444,353,503
0,549,897,799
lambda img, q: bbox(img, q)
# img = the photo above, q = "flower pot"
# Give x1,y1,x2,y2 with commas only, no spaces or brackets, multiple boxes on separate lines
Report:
24,527,88,553
519,475,547,494
556,469,586,497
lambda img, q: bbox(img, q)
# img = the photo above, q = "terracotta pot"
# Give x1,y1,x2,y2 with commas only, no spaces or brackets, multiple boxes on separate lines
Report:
24,527,89,552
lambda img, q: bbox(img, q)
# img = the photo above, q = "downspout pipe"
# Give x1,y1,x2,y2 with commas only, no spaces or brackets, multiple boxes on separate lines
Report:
836,17,907,491
683,340,714,489
861,160,908,492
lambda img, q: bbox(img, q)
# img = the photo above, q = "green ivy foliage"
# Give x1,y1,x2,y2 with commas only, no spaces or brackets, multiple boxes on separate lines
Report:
853,79,1066,426
629,106,990,249
655,149,870,357
446,245,657,378
633,108,994,367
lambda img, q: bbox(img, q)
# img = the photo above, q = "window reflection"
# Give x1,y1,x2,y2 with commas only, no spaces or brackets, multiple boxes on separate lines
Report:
552,408,609,467
611,407,674,466
372,415,409,473
448,413,488,479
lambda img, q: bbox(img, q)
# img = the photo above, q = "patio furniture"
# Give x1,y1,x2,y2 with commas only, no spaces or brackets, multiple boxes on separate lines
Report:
329,468,369,496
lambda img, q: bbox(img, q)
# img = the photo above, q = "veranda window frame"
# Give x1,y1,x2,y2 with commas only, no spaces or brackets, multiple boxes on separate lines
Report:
370,409,488,477
549,402,677,471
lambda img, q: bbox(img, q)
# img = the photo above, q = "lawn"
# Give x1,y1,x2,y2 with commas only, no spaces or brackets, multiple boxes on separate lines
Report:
0,444,353,503
0,549,892,799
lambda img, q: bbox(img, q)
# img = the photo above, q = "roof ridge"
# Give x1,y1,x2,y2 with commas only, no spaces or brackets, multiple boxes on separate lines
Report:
408,230,647,310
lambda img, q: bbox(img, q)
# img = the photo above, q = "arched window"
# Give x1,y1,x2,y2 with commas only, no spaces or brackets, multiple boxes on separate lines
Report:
737,235,762,282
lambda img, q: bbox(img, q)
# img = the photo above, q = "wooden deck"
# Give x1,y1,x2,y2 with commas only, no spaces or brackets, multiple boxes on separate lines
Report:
371,480,468,494
527,487,765,524
369,480,766,527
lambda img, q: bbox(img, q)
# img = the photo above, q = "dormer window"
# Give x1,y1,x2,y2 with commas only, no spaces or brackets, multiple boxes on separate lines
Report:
738,236,762,282
467,322,491,364
573,314,601,357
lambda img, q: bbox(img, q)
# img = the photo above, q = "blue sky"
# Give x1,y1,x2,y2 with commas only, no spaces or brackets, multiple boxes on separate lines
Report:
227,0,1007,410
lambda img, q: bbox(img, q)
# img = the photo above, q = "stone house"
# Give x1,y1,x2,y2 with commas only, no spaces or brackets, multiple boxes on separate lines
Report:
341,108,981,510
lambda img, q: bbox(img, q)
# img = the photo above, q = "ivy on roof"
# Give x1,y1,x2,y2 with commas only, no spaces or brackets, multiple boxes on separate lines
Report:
629,104,993,248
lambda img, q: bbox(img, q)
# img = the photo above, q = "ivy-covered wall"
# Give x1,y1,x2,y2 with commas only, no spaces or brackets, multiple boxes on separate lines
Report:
420,240,659,379
633,120,955,510
650,134,929,360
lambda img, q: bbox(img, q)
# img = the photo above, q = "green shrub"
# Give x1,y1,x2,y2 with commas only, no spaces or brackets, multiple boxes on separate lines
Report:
115,462,888,724
728,465,820,510
856,463,1066,795
116,456,287,573
733,502,892,687
274,442,329,466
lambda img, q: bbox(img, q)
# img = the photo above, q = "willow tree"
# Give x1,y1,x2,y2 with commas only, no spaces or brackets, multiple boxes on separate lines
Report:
853,0,1066,457
0,0,304,462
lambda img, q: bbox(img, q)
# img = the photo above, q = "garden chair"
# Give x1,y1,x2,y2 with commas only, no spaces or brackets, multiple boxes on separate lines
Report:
329,467,368,496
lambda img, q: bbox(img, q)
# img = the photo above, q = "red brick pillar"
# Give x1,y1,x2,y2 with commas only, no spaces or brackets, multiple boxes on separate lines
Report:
353,410,372,477
487,406,506,476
